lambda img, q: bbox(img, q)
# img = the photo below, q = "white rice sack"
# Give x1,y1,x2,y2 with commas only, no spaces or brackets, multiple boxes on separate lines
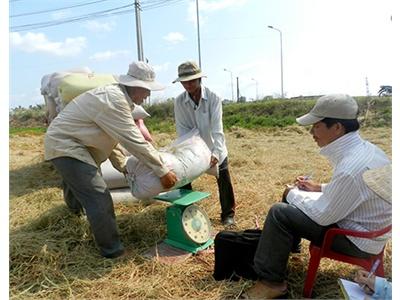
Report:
100,159,128,189
126,129,212,199
131,105,151,120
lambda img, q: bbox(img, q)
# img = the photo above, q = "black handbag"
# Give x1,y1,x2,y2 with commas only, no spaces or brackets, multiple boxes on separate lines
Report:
213,229,261,281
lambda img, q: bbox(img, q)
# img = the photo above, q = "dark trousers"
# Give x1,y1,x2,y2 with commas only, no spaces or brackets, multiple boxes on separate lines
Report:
253,202,372,283
51,157,124,258
181,157,235,220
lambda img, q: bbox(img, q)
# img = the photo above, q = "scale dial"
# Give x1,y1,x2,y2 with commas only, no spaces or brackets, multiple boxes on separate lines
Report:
181,204,212,244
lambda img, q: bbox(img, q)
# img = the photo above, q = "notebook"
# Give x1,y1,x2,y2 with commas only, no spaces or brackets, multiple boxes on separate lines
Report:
338,278,368,300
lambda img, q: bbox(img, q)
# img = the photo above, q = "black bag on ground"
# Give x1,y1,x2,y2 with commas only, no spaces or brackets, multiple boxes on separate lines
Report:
213,229,261,281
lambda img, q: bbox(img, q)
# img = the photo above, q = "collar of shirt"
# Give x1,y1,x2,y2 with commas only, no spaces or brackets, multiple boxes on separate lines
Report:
319,131,363,165
183,85,208,109
119,84,135,110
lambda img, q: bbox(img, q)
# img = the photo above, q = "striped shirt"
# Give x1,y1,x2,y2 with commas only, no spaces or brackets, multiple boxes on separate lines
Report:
287,131,391,254
174,85,228,165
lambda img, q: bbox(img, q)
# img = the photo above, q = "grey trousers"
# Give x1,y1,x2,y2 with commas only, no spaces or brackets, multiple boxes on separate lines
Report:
253,202,372,283
51,157,124,258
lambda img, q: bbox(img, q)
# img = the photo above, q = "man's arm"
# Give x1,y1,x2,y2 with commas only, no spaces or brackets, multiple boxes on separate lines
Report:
287,173,363,225
109,144,128,173
94,97,170,178
208,93,225,162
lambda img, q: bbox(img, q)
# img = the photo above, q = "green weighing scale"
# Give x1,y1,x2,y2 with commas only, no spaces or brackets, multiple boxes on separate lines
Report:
154,189,214,253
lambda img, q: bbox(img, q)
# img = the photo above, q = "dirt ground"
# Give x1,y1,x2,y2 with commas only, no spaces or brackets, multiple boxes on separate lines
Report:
9,126,392,299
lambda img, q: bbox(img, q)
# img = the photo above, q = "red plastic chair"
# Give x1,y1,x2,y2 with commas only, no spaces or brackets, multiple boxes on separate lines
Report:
303,224,392,298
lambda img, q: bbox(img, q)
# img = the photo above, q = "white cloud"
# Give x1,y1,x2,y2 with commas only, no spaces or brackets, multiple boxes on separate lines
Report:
187,0,248,25
83,20,116,33
10,32,86,56
163,32,185,44
89,50,130,61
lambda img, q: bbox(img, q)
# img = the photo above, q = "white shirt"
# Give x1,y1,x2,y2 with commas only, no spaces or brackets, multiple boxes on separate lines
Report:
45,84,170,177
174,85,228,164
287,131,391,254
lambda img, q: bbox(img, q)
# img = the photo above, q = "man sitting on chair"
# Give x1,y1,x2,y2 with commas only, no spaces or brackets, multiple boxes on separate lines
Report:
243,94,391,299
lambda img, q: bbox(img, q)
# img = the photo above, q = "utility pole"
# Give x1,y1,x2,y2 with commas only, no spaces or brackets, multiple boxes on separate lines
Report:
236,77,240,102
251,78,259,100
195,0,202,68
135,0,144,61
223,68,234,102
365,76,371,96
267,25,284,98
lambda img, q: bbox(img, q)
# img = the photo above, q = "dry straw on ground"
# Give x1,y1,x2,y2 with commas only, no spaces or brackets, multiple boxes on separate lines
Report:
10,126,391,299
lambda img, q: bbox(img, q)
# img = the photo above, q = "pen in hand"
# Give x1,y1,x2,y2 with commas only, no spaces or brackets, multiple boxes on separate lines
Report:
360,259,381,290
303,174,313,181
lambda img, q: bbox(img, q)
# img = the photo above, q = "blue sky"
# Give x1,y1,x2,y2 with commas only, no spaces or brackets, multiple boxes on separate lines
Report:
8,0,393,108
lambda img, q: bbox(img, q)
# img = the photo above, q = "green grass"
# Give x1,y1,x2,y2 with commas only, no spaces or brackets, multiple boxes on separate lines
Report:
9,96,391,133
10,127,47,136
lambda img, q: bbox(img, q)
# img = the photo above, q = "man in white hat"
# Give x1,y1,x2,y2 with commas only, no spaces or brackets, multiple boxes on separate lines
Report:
172,61,236,226
45,61,178,258
243,94,391,299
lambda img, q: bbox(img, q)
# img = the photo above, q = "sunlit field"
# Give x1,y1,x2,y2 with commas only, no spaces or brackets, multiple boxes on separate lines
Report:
9,126,391,299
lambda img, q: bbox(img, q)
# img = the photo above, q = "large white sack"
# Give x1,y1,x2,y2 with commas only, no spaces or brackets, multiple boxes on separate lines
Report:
126,129,213,200
100,159,128,189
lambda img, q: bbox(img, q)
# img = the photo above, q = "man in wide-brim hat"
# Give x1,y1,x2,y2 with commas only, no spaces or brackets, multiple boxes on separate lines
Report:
172,61,236,226
45,61,177,259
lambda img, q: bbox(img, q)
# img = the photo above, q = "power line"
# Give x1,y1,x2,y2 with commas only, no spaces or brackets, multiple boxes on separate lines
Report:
141,0,186,10
10,4,135,32
10,0,112,18
10,0,186,32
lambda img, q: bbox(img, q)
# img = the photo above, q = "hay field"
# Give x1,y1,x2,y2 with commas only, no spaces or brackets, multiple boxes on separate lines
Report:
10,126,391,299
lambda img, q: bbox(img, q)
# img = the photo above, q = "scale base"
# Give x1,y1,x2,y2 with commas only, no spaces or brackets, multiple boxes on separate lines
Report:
164,238,214,254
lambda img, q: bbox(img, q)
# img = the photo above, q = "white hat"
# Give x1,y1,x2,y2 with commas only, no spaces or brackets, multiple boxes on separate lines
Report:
296,94,359,126
172,61,206,83
114,61,165,91
363,164,392,204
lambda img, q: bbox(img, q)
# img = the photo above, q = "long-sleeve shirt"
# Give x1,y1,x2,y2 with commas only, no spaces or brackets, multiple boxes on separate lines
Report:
45,84,169,177
174,85,228,164
287,131,391,254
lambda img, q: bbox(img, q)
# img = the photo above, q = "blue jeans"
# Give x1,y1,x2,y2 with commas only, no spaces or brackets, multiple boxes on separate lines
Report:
51,157,124,258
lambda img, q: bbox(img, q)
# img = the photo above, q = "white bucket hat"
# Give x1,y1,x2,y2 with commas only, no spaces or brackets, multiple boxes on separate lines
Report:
114,61,165,91
363,164,392,204
296,94,359,126
172,61,206,83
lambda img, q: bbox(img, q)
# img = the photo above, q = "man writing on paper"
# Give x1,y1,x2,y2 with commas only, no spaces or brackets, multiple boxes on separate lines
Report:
45,61,177,259
353,164,392,300
242,94,391,299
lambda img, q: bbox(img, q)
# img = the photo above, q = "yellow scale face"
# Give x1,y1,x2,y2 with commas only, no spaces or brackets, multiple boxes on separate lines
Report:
181,205,212,244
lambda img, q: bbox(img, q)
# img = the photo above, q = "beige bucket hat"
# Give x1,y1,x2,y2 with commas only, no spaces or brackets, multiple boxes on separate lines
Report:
296,94,359,126
362,164,392,204
172,61,206,83
114,61,165,91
